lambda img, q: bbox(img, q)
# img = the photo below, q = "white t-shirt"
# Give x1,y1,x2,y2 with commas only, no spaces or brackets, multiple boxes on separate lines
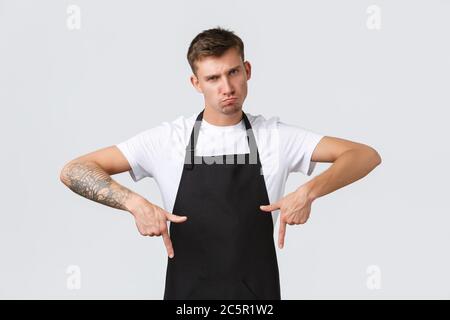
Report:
116,112,324,225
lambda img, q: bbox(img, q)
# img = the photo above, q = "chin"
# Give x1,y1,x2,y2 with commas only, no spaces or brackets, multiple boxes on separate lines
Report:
220,104,242,114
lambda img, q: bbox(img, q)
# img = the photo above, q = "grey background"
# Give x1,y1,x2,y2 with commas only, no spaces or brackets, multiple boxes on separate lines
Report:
1,0,449,299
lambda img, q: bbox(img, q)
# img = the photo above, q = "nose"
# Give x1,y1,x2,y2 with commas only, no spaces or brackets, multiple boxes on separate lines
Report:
221,77,234,96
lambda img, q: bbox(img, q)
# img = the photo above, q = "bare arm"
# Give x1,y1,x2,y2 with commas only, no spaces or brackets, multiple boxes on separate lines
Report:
59,160,140,212
305,136,382,201
59,145,143,211
59,146,187,258
261,136,382,249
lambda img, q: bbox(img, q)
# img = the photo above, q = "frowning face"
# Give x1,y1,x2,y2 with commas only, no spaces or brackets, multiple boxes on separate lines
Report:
190,47,251,116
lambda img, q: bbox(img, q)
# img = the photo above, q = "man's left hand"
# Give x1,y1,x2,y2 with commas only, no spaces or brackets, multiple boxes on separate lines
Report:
260,186,314,249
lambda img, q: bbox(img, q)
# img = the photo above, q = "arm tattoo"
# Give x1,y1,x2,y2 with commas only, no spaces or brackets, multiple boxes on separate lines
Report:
61,162,131,210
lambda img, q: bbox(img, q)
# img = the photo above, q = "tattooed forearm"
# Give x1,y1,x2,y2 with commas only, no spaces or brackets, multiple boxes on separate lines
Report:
60,161,134,210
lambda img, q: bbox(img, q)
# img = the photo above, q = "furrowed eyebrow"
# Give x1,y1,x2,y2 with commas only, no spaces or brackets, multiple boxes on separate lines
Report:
204,65,241,80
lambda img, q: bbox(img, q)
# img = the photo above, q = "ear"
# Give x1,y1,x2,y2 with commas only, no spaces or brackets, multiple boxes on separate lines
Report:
190,74,203,93
244,61,252,81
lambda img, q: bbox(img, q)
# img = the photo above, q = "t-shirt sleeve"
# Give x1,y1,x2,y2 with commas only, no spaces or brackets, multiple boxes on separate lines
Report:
278,121,325,176
116,124,169,182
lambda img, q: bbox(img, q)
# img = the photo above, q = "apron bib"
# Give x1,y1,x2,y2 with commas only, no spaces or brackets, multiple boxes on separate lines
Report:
163,109,280,300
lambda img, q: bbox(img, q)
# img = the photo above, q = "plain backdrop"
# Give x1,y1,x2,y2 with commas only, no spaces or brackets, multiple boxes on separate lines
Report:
0,0,449,299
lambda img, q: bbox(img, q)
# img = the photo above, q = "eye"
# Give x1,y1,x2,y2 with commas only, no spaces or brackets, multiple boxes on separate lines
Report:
230,69,238,75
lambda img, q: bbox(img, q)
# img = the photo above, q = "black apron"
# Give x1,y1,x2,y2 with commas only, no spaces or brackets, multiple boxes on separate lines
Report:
163,109,281,300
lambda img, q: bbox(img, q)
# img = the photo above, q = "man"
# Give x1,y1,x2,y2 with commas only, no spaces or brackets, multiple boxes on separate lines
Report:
60,27,381,300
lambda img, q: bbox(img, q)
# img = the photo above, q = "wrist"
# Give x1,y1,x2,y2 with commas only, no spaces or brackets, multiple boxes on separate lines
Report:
297,181,318,203
124,192,146,215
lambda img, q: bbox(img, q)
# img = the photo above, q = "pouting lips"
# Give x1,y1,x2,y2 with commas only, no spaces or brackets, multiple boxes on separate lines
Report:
223,98,237,103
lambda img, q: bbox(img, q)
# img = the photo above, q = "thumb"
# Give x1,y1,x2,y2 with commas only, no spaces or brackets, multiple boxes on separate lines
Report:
260,203,280,212
166,212,188,223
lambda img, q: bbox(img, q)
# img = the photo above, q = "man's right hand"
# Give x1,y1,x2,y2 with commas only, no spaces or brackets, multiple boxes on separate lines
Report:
127,197,187,258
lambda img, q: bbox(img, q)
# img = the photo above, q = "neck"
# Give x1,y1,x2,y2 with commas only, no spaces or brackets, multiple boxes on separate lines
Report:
203,106,243,126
